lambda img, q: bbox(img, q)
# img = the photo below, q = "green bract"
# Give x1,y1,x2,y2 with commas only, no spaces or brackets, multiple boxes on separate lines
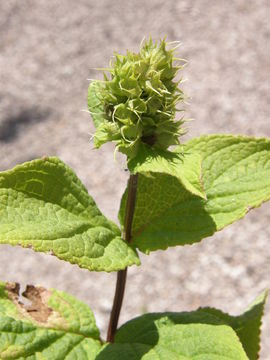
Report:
88,38,185,159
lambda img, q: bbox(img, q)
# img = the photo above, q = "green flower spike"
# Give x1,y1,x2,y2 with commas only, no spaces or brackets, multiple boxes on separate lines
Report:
88,38,186,160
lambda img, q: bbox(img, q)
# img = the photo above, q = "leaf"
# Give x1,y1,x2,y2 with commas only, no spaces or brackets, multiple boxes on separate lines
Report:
1,283,265,359
88,81,106,128
0,157,140,271
119,135,270,253
128,143,206,199
186,135,270,229
0,281,101,359
115,291,267,360
199,291,268,360
97,315,248,359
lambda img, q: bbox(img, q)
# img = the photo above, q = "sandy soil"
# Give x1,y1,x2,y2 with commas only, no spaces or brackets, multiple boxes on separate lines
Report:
0,0,270,357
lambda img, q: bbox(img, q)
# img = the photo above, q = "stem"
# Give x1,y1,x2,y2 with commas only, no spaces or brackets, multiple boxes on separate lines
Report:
106,173,138,342
106,269,127,343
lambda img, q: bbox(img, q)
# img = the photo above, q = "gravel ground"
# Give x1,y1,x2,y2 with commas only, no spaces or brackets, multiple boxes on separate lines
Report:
0,0,270,357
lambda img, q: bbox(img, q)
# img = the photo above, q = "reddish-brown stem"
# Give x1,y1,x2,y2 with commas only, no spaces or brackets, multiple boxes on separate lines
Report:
106,174,138,342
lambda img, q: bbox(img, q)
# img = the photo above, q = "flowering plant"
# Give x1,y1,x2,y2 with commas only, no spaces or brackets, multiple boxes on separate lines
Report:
0,38,268,359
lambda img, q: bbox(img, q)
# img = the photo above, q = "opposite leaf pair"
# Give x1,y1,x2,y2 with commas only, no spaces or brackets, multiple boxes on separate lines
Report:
0,282,267,359
1,135,270,271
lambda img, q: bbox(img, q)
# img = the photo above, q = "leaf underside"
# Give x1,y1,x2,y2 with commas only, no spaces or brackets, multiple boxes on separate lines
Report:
119,135,270,253
0,157,140,272
0,282,266,359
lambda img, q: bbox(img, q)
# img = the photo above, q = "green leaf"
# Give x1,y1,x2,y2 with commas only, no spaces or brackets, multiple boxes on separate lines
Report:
1,282,265,359
128,143,206,199
115,291,267,360
119,135,270,253
0,281,101,359
97,314,248,359
199,291,268,360
88,81,106,128
0,157,140,271
186,135,270,229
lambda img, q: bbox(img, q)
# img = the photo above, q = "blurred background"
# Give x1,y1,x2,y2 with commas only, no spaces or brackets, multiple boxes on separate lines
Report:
0,0,269,357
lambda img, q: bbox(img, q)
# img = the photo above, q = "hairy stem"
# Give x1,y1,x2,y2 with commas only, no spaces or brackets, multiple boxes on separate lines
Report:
106,173,138,342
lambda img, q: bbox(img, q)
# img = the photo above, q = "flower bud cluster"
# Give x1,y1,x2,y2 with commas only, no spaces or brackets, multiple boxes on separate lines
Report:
88,38,186,158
